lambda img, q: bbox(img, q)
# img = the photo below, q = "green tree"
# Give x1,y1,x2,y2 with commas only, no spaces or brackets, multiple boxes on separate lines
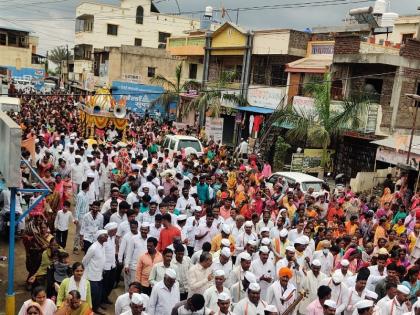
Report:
150,63,199,120
48,46,72,75
273,136,291,171
275,73,370,172
183,71,248,124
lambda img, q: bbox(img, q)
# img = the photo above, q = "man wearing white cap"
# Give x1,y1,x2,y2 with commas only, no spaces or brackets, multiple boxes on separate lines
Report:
377,285,410,315
125,223,150,285
339,259,355,287
234,240,257,267
213,248,233,286
211,223,235,254
272,228,289,262
217,292,232,315
229,252,252,288
102,222,118,305
250,246,275,300
323,300,337,315
298,259,327,314
121,292,148,315
203,269,230,312
374,282,397,313
354,300,374,315
256,210,274,236
344,267,370,315
82,229,108,314
234,221,258,257
320,269,350,314
148,268,180,315
230,271,256,304
312,240,334,276
233,282,266,315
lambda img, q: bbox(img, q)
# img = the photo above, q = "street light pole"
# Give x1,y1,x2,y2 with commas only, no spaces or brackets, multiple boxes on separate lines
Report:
405,93,420,164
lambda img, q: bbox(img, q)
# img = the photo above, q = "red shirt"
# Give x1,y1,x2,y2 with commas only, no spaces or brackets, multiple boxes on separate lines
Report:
157,226,181,252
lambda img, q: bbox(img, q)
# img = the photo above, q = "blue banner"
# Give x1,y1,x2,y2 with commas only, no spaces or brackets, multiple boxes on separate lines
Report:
111,81,176,120
7,66,45,90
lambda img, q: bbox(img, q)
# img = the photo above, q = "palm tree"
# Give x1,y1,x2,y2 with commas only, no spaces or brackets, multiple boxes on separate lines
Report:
182,71,248,123
275,73,370,172
150,63,199,120
48,46,72,75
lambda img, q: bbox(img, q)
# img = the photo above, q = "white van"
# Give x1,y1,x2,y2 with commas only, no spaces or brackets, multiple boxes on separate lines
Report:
267,171,325,193
162,135,204,157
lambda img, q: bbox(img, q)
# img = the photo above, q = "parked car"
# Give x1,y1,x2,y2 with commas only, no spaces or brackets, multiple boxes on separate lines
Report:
162,135,204,157
266,171,326,193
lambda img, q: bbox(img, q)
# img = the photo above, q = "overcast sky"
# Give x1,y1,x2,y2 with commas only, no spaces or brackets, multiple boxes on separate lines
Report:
0,0,418,53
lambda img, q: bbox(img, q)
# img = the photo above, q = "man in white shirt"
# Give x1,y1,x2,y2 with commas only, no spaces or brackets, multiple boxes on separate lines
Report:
172,243,191,300
148,268,180,315
118,220,139,291
82,230,108,314
233,282,266,315
185,207,201,257
188,252,214,297
298,259,327,314
374,282,397,313
102,222,118,305
115,282,149,315
127,184,140,206
215,292,232,315
98,157,113,202
194,214,218,251
266,267,297,314
121,292,147,315
125,223,149,286
235,221,258,257
376,285,410,315
176,187,197,215
110,201,129,225
80,201,104,253
229,252,252,291
54,200,74,249
344,268,370,315
312,240,334,276
71,155,85,193
320,269,349,314
149,248,176,287
213,248,233,286
203,270,230,313
250,246,275,300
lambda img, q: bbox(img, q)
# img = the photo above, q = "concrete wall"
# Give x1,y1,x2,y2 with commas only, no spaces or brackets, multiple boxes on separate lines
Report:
75,1,200,49
0,44,43,69
253,31,291,55
106,46,202,85
350,167,396,193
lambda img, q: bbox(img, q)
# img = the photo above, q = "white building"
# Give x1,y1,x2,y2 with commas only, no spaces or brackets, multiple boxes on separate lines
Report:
72,0,201,88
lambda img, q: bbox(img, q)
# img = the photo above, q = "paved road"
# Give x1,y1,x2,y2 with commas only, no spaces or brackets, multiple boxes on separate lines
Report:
0,222,123,315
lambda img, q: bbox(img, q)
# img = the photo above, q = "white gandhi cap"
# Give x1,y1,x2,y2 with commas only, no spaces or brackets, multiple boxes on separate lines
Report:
165,268,177,279
131,293,144,305
218,292,231,301
324,300,337,309
397,284,410,295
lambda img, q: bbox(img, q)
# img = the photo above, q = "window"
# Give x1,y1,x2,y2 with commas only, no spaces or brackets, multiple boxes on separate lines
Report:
147,67,156,77
189,63,197,79
402,33,414,44
0,33,6,45
364,78,383,103
169,140,175,150
158,32,171,49
271,64,288,86
178,140,202,152
134,38,142,46
136,6,144,24
107,24,118,36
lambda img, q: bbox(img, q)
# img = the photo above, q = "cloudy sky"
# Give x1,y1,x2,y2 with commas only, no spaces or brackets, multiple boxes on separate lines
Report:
0,0,417,54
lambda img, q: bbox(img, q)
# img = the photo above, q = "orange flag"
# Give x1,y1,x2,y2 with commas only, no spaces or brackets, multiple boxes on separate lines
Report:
22,136,36,165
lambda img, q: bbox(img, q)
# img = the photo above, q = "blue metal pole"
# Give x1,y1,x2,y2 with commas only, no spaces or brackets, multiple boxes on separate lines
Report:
16,190,49,224
6,187,17,315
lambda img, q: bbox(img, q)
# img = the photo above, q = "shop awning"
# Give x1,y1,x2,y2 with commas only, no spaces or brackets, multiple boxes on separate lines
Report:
285,56,332,73
238,106,274,114
371,135,420,155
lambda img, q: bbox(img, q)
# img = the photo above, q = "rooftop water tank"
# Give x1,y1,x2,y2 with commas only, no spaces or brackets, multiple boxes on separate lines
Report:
204,6,213,18
381,12,398,28
373,0,386,15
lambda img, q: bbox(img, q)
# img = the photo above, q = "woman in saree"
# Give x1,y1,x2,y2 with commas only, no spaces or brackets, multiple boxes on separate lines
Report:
380,187,394,208
23,220,54,287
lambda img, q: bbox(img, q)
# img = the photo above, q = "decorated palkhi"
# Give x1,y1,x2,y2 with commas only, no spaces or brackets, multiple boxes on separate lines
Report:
78,86,128,139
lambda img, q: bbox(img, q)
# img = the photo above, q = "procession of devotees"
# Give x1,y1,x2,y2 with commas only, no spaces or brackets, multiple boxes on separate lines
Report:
3,92,420,315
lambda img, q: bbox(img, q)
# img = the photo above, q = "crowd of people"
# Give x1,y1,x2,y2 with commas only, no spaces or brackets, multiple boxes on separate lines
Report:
2,91,420,315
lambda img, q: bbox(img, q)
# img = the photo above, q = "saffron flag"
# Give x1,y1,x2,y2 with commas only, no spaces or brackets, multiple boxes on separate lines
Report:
22,136,36,165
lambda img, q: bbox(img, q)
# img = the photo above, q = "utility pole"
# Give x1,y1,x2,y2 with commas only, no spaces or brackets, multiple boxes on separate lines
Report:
66,44,69,86
45,50,48,75
236,9,239,24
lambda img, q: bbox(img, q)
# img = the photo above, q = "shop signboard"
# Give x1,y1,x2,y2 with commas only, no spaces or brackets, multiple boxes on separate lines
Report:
205,117,224,143
247,86,286,109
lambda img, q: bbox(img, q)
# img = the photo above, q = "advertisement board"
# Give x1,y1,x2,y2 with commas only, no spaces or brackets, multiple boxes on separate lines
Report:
247,86,286,109
205,117,224,143
7,66,45,90
112,81,176,120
